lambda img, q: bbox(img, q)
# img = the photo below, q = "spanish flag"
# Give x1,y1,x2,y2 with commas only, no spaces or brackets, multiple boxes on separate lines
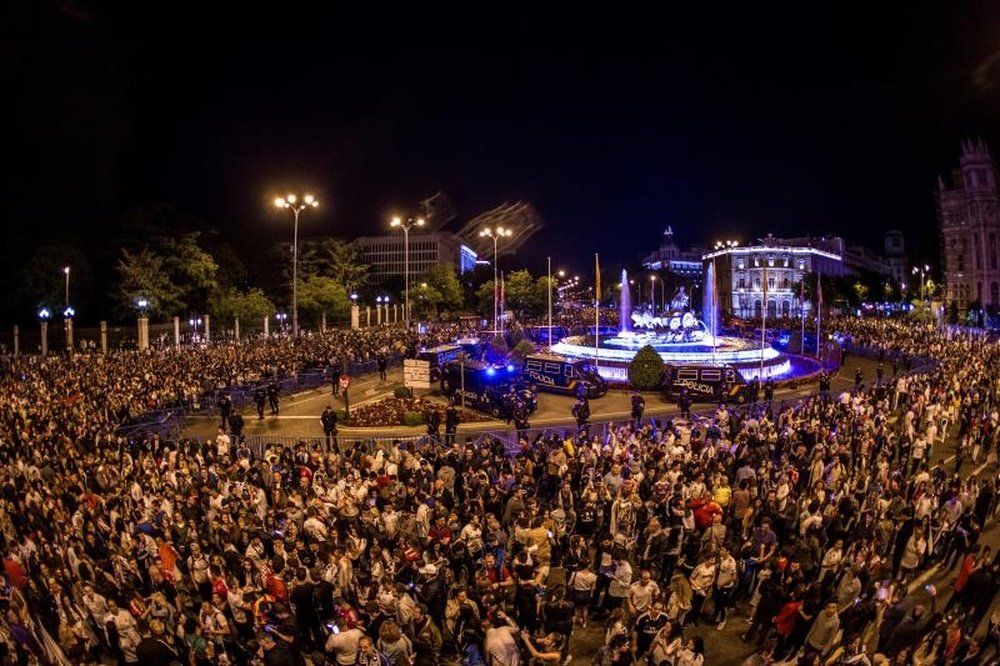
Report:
595,253,601,303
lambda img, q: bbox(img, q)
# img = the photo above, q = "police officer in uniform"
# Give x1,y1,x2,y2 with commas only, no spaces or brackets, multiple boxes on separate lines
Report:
854,367,863,390
267,378,280,415
218,392,233,431
572,397,590,432
331,363,342,396
513,400,530,440
445,405,460,446
253,385,267,419
321,406,339,449
229,411,245,440
630,392,645,427
819,371,831,400
426,409,442,441
763,378,775,404
677,388,692,419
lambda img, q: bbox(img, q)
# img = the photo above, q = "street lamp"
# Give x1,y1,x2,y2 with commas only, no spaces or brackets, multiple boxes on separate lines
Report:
136,298,149,313
479,226,513,333
62,266,70,308
390,215,425,329
274,193,319,337
912,264,930,302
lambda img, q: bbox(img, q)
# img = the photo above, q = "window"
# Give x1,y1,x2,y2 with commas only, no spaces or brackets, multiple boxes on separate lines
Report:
564,365,574,377
526,361,542,371
768,277,775,291
701,369,721,382
737,260,745,269
677,368,699,381
959,254,965,272
544,362,561,374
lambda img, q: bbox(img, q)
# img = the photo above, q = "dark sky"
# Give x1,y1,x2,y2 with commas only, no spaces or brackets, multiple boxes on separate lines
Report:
6,2,1000,275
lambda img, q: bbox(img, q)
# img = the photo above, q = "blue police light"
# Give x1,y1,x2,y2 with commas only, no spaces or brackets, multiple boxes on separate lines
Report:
38,308,51,320
486,367,496,376
506,364,515,372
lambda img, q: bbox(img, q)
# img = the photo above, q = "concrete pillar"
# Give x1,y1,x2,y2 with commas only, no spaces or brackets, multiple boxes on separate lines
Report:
234,318,240,340
100,321,108,354
173,317,180,347
203,315,210,342
12,326,18,357
138,317,149,350
64,318,74,356
377,305,382,325
351,305,360,330
263,316,270,336
393,304,398,324
40,321,48,357
321,312,327,333
366,306,371,328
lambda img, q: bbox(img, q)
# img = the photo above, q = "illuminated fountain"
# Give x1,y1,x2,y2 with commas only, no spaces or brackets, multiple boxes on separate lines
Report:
551,268,796,382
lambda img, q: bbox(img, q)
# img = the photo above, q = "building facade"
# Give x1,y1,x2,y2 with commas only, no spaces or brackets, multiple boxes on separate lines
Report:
937,139,1000,313
355,231,477,283
642,226,705,276
703,236,842,319
883,230,907,288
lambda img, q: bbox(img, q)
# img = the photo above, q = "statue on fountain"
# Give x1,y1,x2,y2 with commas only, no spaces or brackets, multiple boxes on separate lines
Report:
629,284,706,342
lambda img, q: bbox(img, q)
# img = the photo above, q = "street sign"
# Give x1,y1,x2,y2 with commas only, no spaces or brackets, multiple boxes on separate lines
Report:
340,375,351,389
403,359,431,389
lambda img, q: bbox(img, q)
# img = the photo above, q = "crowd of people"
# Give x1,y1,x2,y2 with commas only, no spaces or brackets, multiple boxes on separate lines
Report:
0,316,999,666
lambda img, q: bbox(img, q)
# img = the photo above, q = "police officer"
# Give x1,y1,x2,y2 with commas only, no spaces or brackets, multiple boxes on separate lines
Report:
445,405,460,446
331,363,342,396
377,354,387,381
763,378,775,403
253,385,267,420
513,401,530,440
854,367,863,390
819,371,831,400
678,388,692,419
572,397,590,431
876,362,884,384
426,408,441,441
321,405,339,449
218,391,233,431
630,392,646,427
229,411,245,439
267,378,280,415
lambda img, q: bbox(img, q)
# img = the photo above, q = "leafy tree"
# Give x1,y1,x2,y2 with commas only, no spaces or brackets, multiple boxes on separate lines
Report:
476,280,497,314
298,238,370,292
115,248,186,316
504,269,538,315
209,288,275,323
629,344,665,390
422,264,463,312
297,276,350,320
412,283,444,318
851,282,869,305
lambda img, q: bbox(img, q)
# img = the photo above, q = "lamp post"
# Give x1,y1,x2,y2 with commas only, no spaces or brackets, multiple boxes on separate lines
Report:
479,226,512,333
390,215,425,329
912,264,930,303
63,306,75,355
38,308,50,357
63,266,70,308
274,193,319,337
649,275,657,313
276,312,288,333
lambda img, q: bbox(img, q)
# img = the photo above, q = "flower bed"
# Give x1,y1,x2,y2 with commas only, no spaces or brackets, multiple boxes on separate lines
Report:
345,397,493,427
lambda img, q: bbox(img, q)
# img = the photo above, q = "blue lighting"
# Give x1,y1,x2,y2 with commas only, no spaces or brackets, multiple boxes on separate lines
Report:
486,367,496,376
506,364,515,372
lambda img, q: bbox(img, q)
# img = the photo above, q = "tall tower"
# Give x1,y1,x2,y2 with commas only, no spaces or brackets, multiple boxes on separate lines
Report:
960,138,1000,308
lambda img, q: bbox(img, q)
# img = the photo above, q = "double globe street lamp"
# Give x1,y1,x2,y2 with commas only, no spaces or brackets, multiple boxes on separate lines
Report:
274,194,319,337
390,215,425,329
479,226,513,333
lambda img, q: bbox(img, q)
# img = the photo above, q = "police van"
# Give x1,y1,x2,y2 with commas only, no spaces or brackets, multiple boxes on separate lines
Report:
440,360,538,417
415,344,464,382
663,364,750,404
522,353,608,398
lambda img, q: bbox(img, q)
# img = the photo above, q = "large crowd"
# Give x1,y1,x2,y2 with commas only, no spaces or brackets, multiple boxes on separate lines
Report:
1,317,1000,666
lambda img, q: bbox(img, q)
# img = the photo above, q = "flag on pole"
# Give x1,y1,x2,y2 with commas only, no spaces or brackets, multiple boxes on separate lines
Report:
817,273,823,309
500,272,505,312
595,253,601,302
800,277,805,307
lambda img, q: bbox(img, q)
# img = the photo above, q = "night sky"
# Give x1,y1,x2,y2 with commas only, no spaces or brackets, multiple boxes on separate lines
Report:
6,2,1000,277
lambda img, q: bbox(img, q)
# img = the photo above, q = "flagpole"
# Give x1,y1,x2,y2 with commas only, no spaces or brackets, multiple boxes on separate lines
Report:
800,275,806,355
500,272,505,338
760,261,767,379
547,256,553,349
594,253,600,370
816,270,823,364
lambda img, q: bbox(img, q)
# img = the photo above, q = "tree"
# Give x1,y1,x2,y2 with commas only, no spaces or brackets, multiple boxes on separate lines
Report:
298,238,370,292
115,248,186,316
476,280,497,315
629,345,665,390
422,264,463,313
412,283,444,318
851,282,869,305
11,244,96,317
297,276,350,321
209,288,275,323
504,269,538,315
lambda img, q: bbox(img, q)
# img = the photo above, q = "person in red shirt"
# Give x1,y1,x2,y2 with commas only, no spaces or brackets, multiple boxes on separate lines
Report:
427,516,453,547
689,492,724,531
772,591,803,661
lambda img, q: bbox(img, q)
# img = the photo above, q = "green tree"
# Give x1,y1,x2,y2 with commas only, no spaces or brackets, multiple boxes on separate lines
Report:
299,238,370,292
209,288,275,323
629,345,665,390
11,244,96,317
422,264,463,312
477,280,497,314
413,283,444,318
116,248,186,316
851,282,869,305
297,276,350,321
504,269,538,315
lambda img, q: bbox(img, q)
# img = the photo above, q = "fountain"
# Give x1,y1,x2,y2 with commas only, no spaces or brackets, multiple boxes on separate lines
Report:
619,268,631,334
550,267,802,383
